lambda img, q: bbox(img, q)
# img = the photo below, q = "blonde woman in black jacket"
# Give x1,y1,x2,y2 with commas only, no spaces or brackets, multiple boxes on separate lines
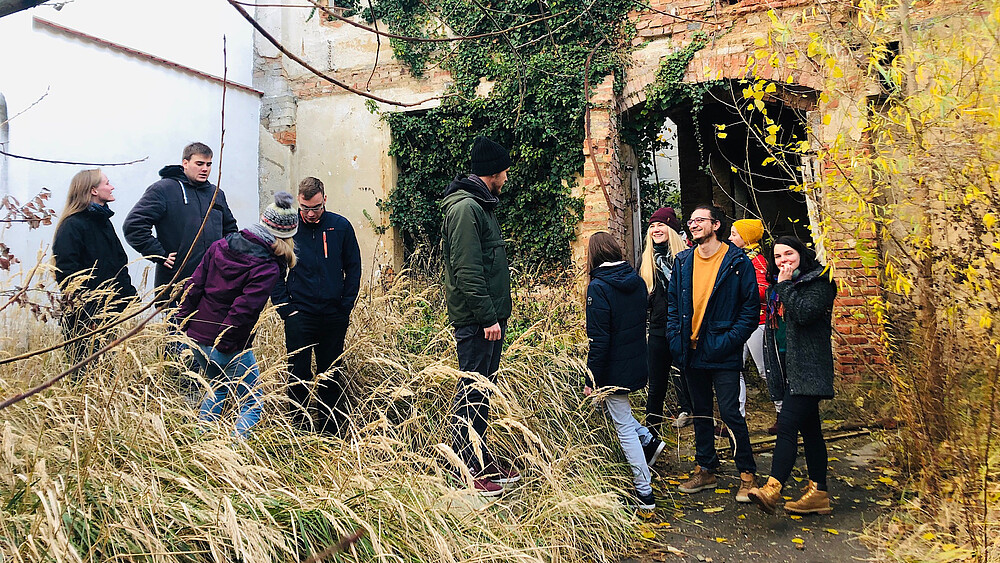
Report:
53,169,137,366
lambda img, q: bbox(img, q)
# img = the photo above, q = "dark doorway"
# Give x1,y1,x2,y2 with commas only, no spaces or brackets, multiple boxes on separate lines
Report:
639,81,816,244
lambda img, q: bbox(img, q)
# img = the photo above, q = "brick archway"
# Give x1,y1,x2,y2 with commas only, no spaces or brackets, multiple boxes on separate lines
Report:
574,27,885,378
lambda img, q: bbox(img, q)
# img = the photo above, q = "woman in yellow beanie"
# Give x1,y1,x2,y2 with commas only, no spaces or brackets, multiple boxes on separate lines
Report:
729,219,781,432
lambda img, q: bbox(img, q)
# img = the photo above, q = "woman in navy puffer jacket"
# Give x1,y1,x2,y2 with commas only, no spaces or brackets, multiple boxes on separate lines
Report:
585,232,664,511
178,192,298,437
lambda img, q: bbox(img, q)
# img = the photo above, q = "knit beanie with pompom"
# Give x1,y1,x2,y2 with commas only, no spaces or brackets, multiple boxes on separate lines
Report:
261,191,298,238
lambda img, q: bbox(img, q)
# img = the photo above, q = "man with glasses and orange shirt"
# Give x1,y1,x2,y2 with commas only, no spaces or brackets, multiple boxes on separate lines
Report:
272,177,362,434
666,204,760,504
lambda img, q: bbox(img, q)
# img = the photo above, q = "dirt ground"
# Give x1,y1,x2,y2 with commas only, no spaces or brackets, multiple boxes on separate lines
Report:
623,398,897,562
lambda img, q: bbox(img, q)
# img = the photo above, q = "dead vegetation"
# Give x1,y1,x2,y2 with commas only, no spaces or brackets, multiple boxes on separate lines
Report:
0,271,647,562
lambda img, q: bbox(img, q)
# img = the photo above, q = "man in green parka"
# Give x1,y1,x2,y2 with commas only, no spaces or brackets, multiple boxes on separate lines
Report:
441,136,517,497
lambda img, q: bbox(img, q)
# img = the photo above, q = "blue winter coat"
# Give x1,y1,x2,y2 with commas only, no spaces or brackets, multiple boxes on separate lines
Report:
271,211,362,321
666,243,760,371
586,262,649,394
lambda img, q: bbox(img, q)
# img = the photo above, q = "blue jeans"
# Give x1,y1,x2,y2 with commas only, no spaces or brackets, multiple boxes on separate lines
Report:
685,368,756,474
192,345,262,437
604,394,654,496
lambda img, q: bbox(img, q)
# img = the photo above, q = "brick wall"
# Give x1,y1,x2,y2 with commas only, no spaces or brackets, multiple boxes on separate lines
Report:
573,75,632,273
271,0,916,377
255,56,297,148
572,0,889,377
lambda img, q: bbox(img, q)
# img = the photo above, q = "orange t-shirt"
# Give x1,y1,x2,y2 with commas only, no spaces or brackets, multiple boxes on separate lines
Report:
690,242,728,348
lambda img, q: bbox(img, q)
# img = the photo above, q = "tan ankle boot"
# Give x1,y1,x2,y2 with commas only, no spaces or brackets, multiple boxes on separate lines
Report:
785,480,832,515
736,472,756,503
748,476,782,514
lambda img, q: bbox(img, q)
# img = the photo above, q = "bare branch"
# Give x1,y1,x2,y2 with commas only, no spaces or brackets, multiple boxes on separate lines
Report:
0,86,48,129
364,0,380,91
0,0,46,19
583,38,616,221
227,0,450,107
0,148,147,166
0,297,171,410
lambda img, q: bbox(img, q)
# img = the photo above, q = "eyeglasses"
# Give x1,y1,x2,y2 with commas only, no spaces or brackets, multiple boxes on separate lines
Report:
686,217,716,226
300,203,325,213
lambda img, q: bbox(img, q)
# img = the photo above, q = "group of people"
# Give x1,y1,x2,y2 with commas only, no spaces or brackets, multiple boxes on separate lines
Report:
52,142,362,438
583,205,838,516
49,136,836,519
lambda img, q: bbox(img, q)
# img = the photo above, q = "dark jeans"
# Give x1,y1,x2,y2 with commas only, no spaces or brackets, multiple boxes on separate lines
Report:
770,393,827,487
646,334,692,433
685,368,756,474
61,312,97,380
285,311,350,434
450,319,507,473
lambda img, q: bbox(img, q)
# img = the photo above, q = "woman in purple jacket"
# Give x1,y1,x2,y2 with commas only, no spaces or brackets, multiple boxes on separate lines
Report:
178,192,298,437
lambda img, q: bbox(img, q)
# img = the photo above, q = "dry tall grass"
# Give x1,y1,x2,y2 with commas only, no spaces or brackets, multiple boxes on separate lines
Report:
0,272,644,562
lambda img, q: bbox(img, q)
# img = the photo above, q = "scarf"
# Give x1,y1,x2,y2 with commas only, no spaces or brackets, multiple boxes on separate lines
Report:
652,241,673,289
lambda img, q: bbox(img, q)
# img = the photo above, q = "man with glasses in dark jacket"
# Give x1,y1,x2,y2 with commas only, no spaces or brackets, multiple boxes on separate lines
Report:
272,176,362,435
667,204,760,505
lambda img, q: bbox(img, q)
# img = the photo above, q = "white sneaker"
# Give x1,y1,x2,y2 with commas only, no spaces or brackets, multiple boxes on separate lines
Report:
673,411,692,428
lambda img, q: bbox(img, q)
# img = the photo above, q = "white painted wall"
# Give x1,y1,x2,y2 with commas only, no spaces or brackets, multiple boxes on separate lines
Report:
0,0,260,292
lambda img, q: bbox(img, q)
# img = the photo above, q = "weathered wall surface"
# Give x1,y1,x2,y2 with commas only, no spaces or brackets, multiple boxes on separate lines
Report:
254,3,449,283
259,0,966,377
0,0,260,292
575,0,891,376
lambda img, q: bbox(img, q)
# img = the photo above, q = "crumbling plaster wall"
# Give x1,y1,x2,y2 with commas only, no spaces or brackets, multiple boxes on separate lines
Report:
253,3,450,282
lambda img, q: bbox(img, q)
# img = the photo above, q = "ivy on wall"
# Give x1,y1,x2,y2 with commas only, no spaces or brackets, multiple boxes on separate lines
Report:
362,0,630,269
363,1,714,267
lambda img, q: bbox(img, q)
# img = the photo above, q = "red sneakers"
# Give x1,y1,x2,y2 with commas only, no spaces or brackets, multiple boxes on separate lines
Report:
482,461,521,484
471,477,504,497
449,468,505,497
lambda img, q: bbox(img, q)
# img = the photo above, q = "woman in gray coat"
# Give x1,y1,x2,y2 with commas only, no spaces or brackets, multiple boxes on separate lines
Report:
748,236,837,516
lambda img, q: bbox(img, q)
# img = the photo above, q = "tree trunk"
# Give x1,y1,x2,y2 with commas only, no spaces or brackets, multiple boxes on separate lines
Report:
899,0,949,457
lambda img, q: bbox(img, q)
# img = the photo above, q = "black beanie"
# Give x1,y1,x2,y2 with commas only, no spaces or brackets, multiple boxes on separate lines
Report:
470,136,512,177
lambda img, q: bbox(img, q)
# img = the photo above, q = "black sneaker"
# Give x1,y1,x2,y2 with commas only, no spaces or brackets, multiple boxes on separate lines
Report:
643,438,666,467
636,490,656,511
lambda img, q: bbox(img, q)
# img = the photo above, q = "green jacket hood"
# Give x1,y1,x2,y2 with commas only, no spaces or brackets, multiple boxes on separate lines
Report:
441,174,499,212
